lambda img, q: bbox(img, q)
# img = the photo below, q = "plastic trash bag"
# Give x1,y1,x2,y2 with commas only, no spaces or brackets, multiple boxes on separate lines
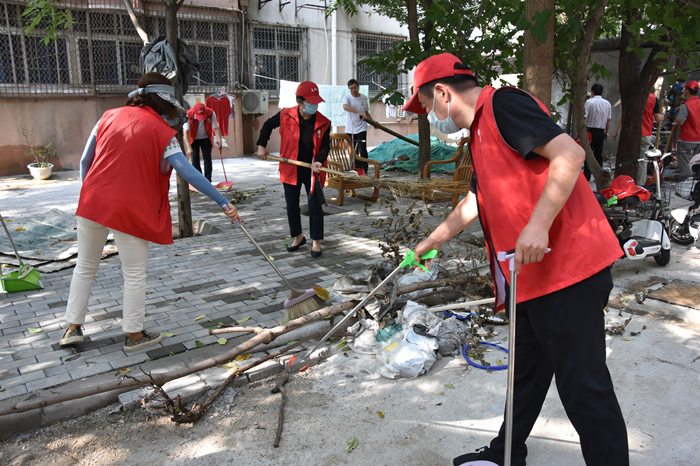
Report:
332,261,397,320
366,326,439,379
400,300,469,356
402,300,442,331
396,262,438,300
348,319,380,354
140,35,200,101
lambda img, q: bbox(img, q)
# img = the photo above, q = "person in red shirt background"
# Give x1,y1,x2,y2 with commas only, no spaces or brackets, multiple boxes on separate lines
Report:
673,80,700,180
183,103,223,182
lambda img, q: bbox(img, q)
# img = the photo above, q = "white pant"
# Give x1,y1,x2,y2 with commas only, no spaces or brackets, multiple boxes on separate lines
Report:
65,217,149,333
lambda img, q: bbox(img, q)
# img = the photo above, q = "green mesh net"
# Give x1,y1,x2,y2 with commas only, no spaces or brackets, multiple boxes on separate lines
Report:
367,134,459,174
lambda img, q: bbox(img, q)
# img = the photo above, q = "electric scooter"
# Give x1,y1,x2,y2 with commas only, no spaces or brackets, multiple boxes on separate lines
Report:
596,149,672,266
669,154,700,245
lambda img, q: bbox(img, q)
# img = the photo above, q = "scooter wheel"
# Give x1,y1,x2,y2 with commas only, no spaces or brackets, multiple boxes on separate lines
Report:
654,248,671,266
669,218,695,245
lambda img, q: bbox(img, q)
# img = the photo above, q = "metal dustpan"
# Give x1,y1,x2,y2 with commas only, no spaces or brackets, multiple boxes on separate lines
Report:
0,212,43,292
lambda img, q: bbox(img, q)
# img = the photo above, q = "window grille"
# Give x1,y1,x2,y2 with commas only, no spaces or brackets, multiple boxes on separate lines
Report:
251,24,306,99
0,1,239,98
354,31,405,96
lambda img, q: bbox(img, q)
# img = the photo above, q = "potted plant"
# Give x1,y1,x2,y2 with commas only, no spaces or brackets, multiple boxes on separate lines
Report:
22,125,56,180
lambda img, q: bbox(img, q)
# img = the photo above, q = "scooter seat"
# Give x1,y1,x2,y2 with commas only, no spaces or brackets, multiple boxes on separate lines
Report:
594,192,608,204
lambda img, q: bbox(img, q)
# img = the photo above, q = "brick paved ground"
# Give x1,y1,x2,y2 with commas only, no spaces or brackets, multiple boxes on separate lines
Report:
0,157,482,401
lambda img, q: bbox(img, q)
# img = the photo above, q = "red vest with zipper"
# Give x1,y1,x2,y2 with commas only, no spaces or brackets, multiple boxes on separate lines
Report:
679,96,700,142
278,106,330,186
471,86,622,308
76,106,177,245
642,93,657,137
186,107,215,145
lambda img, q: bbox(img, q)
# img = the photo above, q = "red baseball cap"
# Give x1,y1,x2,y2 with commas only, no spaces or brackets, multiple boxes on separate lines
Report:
684,80,699,92
193,103,208,120
296,81,324,104
401,53,474,114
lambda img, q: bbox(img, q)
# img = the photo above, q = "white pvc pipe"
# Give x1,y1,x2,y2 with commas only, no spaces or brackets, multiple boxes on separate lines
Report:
331,10,337,86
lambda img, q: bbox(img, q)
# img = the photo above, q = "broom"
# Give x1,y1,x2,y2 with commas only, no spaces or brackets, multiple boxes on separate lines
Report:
228,214,327,320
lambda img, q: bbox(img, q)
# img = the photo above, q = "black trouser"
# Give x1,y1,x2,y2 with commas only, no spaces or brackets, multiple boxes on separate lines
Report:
346,131,369,171
283,168,324,241
191,138,213,181
584,127,605,181
488,268,628,466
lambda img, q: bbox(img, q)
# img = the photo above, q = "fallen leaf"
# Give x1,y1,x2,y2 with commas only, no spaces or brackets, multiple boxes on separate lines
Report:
195,340,205,348
216,361,239,371
496,359,505,366
217,337,227,346
236,353,252,361
114,368,131,375
194,315,207,322
437,391,445,395
621,338,634,341
163,332,176,337
63,354,80,362
347,436,359,453
299,364,310,372
287,340,300,345
3,219,10,223
67,177,76,181
287,355,297,367
27,327,42,333
336,341,347,349
445,384,455,389
0,388,4,392
14,227,25,232
169,351,175,356
237,317,251,323
269,257,275,261
340,346,351,352
376,411,385,419
329,337,340,343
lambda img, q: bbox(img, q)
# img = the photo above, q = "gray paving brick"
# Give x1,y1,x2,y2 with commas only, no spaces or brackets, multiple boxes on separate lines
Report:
0,383,27,401
70,362,113,380
0,368,45,388
0,357,34,372
25,372,72,392
109,353,151,370
19,359,62,375
0,368,20,380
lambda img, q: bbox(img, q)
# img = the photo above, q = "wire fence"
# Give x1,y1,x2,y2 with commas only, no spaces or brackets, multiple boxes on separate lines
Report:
250,23,307,99
0,0,240,98
354,31,405,97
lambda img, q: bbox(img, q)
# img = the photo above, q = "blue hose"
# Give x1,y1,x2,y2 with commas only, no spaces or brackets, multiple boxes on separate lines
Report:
462,341,509,371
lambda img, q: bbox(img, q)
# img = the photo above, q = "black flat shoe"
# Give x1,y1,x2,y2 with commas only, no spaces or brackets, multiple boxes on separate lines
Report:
310,249,322,258
287,236,307,252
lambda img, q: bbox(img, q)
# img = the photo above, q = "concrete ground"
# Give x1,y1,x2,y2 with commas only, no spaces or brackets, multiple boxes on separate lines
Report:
1,158,699,465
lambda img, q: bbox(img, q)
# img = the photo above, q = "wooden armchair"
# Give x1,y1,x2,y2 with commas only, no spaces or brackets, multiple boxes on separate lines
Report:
325,134,380,206
422,136,472,209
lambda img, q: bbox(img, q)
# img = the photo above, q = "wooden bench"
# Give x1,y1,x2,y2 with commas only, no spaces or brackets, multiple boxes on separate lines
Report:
325,134,380,206
422,136,472,209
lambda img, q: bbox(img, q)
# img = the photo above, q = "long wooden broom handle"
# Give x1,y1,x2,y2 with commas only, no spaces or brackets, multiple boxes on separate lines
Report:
362,113,420,147
266,154,350,178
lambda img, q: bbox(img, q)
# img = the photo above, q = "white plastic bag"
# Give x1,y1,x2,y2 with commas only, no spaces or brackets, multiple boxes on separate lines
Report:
371,327,439,379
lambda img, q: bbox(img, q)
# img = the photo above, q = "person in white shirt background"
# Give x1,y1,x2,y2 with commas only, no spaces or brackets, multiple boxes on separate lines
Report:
342,79,372,173
583,83,612,181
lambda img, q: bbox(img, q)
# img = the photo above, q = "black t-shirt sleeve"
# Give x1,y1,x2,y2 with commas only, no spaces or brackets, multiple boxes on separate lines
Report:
255,111,281,147
492,89,564,160
654,97,660,114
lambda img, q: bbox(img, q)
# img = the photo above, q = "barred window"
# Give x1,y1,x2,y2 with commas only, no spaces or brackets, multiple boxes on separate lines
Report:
0,1,239,98
251,25,306,98
354,32,405,96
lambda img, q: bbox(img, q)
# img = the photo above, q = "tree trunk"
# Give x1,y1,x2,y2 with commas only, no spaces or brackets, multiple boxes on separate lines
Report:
165,0,193,238
523,0,554,108
615,9,668,180
406,0,431,177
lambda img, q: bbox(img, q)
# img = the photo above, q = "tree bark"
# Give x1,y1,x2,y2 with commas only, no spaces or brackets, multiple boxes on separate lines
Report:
523,0,555,108
164,0,193,238
615,9,668,179
407,0,432,177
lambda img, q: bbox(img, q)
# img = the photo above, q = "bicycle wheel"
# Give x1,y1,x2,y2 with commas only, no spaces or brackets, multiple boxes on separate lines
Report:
669,217,695,245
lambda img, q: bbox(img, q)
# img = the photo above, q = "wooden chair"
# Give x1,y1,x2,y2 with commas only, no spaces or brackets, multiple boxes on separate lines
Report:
422,136,472,209
325,134,380,206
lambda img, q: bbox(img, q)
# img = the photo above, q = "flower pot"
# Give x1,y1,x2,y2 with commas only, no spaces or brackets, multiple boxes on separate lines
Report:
27,163,53,180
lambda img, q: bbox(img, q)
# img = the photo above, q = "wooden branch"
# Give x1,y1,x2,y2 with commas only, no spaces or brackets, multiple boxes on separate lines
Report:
272,372,289,447
363,114,420,146
122,0,148,43
1,276,476,416
210,326,265,335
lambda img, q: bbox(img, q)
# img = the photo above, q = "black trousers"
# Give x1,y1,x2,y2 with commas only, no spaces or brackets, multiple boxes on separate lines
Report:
584,127,605,181
283,169,324,241
346,131,369,171
488,268,628,466
191,138,213,181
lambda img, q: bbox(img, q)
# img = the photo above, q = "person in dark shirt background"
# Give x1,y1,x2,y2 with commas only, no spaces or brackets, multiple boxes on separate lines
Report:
255,81,331,258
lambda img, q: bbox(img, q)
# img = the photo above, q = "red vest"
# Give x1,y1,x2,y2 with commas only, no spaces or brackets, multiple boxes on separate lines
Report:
77,106,177,245
470,86,622,308
679,96,700,142
642,93,657,137
186,107,215,144
278,106,331,186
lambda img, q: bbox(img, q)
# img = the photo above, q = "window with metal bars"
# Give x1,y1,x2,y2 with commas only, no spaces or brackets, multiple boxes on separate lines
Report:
251,24,306,98
354,32,405,96
0,2,238,97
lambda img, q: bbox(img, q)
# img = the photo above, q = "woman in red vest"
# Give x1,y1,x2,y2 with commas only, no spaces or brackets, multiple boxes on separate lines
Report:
255,81,331,258
59,73,239,352
407,54,628,466
183,103,222,182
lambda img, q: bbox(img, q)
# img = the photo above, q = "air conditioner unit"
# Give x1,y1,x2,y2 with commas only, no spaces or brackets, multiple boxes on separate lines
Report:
242,90,269,114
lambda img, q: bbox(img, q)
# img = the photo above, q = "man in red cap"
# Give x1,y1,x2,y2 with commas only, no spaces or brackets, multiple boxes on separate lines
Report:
673,80,700,180
409,53,627,466
255,81,331,257
183,102,222,181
